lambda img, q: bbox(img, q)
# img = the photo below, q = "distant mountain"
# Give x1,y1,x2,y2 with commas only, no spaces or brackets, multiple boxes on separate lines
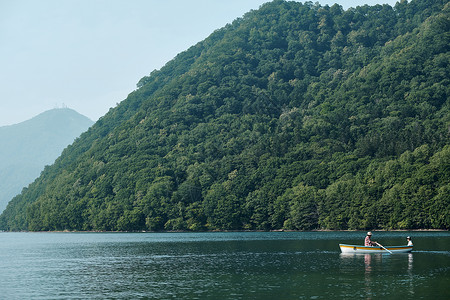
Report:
1,0,448,231
0,108,93,212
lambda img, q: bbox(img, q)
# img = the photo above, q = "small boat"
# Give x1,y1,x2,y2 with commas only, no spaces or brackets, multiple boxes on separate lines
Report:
339,244,413,254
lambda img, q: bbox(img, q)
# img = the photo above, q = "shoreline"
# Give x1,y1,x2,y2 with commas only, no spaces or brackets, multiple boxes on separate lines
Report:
1,228,448,233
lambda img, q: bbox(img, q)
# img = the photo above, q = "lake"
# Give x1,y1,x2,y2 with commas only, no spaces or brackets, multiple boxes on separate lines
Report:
0,231,449,299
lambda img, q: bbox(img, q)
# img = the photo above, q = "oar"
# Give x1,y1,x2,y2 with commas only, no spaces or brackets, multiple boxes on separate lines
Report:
376,242,393,254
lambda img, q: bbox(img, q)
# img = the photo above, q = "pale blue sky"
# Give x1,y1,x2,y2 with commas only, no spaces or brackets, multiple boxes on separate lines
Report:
0,0,397,126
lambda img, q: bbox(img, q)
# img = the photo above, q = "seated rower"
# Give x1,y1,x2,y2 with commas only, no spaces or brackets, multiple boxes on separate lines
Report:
365,231,378,246
407,236,413,246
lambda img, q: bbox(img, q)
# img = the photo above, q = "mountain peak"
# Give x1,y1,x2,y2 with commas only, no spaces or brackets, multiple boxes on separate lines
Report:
0,108,93,212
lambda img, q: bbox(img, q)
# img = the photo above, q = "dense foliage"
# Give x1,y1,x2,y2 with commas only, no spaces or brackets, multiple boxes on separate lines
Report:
1,0,448,231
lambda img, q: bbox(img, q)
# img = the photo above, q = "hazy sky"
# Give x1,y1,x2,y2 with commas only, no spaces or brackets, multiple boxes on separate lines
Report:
1,0,398,126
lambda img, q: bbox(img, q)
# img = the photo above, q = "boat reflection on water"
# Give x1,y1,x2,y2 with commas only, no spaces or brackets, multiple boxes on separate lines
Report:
407,253,414,297
364,254,372,298
339,252,415,299
363,253,384,299
408,253,413,271
364,254,373,273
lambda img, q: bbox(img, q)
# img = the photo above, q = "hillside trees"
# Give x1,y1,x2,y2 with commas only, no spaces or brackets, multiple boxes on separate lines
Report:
0,0,448,231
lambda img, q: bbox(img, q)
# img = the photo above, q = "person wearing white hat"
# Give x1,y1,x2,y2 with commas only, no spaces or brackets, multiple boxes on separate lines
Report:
365,231,378,246
407,236,413,246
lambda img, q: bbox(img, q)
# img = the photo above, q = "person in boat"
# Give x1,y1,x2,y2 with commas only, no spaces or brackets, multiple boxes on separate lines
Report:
407,236,413,246
364,232,378,246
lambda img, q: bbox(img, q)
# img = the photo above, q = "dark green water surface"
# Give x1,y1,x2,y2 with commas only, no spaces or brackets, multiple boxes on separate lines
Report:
0,231,448,299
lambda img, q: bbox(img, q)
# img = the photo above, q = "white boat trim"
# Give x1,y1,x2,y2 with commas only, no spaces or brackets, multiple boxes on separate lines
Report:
339,244,413,253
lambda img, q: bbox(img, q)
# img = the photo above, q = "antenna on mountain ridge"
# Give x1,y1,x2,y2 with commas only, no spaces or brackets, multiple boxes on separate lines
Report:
54,103,68,109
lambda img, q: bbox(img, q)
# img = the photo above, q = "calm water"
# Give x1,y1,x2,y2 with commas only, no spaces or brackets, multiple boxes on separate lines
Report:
0,231,449,299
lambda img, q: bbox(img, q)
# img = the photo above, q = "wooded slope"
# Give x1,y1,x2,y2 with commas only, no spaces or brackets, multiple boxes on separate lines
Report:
1,0,448,231
0,108,93,213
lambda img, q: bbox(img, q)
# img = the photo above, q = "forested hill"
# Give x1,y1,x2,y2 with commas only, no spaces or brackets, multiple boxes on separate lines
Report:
0,108,93,213
1,0,448,231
